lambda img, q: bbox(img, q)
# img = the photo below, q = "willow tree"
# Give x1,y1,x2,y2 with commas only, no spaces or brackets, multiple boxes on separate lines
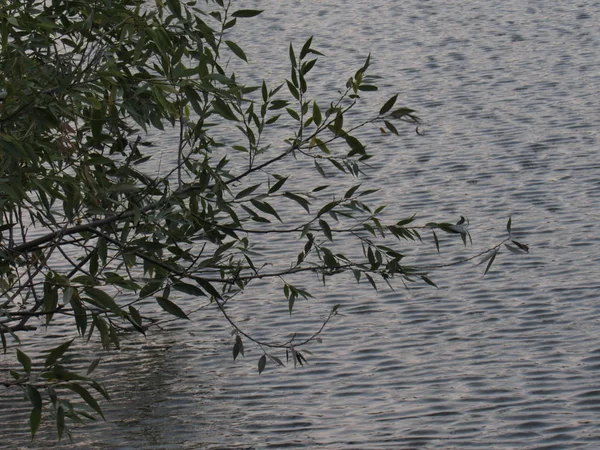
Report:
0,0,527,439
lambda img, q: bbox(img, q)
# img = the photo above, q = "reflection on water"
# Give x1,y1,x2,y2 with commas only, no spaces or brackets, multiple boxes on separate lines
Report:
2,0,600,448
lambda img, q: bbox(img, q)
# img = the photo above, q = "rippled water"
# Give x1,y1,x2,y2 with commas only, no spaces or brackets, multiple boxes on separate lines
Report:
2,0,600,448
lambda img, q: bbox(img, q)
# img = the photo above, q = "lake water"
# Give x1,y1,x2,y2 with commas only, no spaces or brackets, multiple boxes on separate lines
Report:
2,0,600,448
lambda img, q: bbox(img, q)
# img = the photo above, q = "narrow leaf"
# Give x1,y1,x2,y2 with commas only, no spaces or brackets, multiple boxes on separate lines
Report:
268,354,285,367
258,355,267,374
384,120,399,135
379,94,398,115
432,230,440,252
512,240,529,253
17,349,32,373
344,184,361,199
268,176,288,194
283,192,310,212
300,36,313,60
66,383,105,419
30,407,41,438
27,386,42,410
233,335,244,361
45,340,74,368
421,275,438,288
232,9,263,18
225,40,248,62
235,183,261,200
84,287,122,316
87,357,101,375
317,201,337,217
312,101,322,126
156,297,189,319
172,282,206,296
319,219,333,241
479,249,499,275
250,199,282,221
56,405,65,440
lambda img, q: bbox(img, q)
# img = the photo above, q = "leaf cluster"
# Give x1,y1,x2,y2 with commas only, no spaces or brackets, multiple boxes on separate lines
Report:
0,0,528,439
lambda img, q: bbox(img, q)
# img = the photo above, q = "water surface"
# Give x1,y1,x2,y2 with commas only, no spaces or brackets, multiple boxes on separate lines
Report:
2,1,600,448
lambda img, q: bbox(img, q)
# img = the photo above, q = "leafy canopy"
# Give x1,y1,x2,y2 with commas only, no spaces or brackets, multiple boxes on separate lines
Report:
0,0,527,440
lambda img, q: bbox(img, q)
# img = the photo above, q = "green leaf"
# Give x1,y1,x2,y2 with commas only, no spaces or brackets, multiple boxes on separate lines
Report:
301,58,317,76
511,240,530,253
312,137,330,154
289,43,296,68
389,107,420,123
384,120,399,135
172,282,205,296
286,107,300,120
396,215,416,226
358,84,378,91
156,297,189,320
265,114,281,124
321,248,337,269
30,407,41,438
258,355,267,374
232,9,263,18
300,36,313,60
212,97,238,121
314,160,327,178
380,94,398,115
344,134,365,156
84,287,122,317
269,99,288,110
93,315,110,349
286,78,299,99
17,349,32,373
166,0,182,17
283,192,310,213
45,339,74,368
250,199,282,221
1,331,6,354
225,40,248,62
42,281,58,324
90,380,110,401
358,188,379,197
107,183,141,194
27,386,42,410
70,295,87,337
87,357,101,375
319,219,333,241
421,275,438,288
365,273,377,290
344,184,361,199
317,201,338,217
65,383,105,419
233,335,244,360
332,113,344,135
262,80,268,102
312,101,322,126
268,354,285,367
56,405,65,440
224,18,237,30
432,230,440,253
480,248,499,275
139,280,163,299
195,278,222,299
268,176,288,194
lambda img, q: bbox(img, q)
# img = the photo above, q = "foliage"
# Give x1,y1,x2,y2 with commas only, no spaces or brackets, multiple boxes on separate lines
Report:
0,0,528,440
